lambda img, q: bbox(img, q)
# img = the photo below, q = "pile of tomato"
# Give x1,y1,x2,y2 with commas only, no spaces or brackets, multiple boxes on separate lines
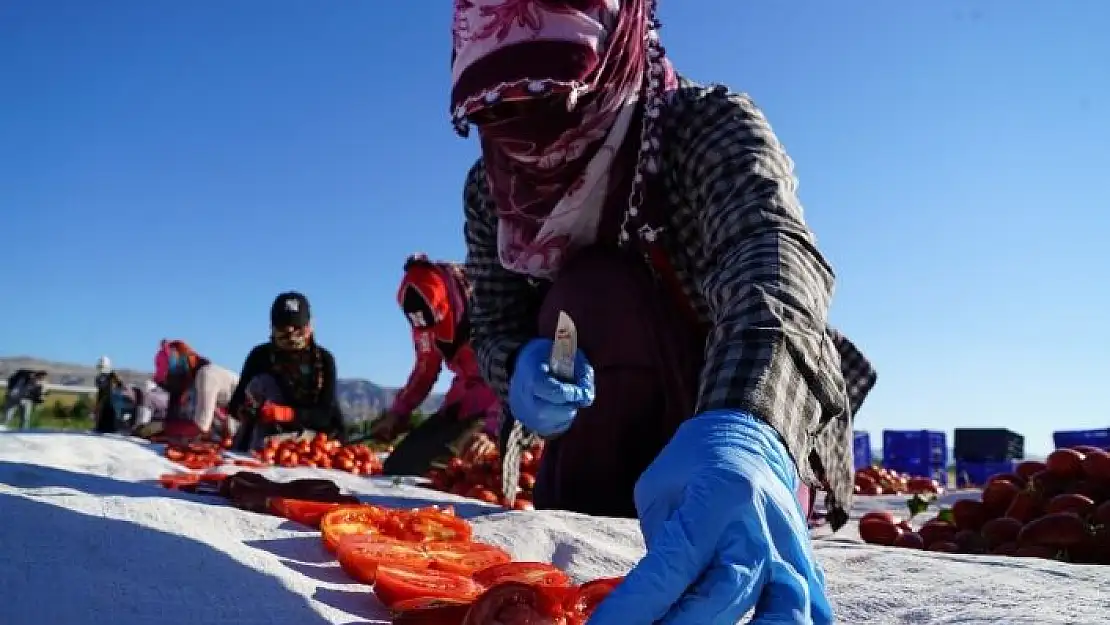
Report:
854,465,944,496
158,434,382,494
248,433,384,475
265,497,621,623
424,441,544,511
859,447,1110,565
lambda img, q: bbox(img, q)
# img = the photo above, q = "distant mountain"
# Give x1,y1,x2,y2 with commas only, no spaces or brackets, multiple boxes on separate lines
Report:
0,355,443,423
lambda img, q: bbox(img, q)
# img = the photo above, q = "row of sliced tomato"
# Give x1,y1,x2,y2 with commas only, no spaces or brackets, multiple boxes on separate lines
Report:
267,498,622,624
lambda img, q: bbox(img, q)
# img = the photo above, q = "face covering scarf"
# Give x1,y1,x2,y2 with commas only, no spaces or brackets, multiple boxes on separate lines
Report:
450,0,675,279
271,327,311,351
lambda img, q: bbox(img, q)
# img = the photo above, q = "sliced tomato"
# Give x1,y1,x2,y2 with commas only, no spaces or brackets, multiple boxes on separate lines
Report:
268,498,346,528
372,565,485,608
164,447,186,461
390,597,473,625
423,540,512,576
472,562,572,589
336,535,430,584
158,473,200,490
564,577,623,622
462,581,569,625
402,509,473,543
320,505,396,552
187,441,220,454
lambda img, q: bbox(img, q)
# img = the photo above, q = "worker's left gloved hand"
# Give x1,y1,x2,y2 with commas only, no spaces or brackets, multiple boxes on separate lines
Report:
587,410,833,625
259,401,296,424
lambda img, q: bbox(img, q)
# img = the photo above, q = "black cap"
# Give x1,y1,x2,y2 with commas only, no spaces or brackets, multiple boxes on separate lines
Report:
271,291,311,328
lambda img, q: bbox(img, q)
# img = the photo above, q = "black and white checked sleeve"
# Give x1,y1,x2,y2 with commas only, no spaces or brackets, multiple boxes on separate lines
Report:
680,87,849,440
828,327,877,416
461,160,542,401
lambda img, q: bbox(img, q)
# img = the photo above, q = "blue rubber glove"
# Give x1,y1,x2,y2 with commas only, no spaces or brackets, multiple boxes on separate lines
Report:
507,338,595,437
588,410,833,625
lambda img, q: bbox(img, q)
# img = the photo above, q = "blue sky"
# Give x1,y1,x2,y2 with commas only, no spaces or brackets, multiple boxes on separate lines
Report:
1,2,1106,454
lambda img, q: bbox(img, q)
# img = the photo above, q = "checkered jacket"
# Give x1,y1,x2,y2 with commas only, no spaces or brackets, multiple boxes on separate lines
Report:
462,78,878,528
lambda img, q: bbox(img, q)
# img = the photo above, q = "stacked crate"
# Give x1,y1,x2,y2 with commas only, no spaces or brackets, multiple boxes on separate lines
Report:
882,430,947,483
953,428,1025,488
853,431,872,471
1053,428,1110,451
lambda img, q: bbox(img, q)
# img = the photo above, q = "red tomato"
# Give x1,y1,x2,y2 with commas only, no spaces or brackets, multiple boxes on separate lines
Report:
423,541,512,576
373,565,485,608
403,509,474,543
565,577,623,622
320,505,396,552
473,488,500,504
463,581,569,625
268,498,346,529
336,536,430,584
391,597,474,625
472,562,572,589
158,473,200,490
518,472,536,490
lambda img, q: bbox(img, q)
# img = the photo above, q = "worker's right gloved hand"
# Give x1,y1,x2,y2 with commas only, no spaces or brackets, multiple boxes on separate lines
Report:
508,338,595,437
259,401,295,424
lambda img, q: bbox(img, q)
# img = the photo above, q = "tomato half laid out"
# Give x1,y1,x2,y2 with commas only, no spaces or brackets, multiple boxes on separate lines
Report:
320,505,395,552
403,509,474,543
372,565,486,608
472,562,572,589
158,473,200,490
463,581,569,625
268,498,346,529
336,535,430,584
564,577,623,622
391,597,474,625
423,540,512,576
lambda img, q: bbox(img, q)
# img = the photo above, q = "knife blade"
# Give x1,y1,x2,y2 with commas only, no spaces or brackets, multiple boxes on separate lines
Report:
548,311,577,382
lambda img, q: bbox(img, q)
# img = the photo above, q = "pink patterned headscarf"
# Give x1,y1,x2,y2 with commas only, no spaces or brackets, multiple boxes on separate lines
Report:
451,0,676,278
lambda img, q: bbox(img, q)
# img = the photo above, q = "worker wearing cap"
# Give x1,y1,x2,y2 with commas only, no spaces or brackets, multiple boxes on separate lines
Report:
227,291,346,451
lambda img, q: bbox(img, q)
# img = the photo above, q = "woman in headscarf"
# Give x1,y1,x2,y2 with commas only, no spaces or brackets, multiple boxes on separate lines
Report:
227,292,346,451
452,1,877,622
151,340,239,441
368,254,500,476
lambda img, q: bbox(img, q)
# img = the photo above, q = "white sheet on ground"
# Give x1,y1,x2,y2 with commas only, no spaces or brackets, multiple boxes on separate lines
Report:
0,432,1105,624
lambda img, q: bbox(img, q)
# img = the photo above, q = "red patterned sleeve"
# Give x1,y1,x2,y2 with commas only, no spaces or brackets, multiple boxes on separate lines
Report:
389,328,444,416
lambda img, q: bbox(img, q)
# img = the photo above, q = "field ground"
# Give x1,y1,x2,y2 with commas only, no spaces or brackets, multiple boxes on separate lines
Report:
1,389,95,431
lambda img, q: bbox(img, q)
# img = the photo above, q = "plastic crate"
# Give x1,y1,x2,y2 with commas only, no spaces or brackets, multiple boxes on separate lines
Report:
882,430,948,481
1052,428,1110,451
954,459,1016,488
953,428,1024,462
853,431,871,471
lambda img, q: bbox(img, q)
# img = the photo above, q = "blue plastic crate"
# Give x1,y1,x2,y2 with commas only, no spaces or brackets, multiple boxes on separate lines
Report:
883,429,948,464
954,459,1016,488
853,431,871,471
882,430,948,481
1052,428,1110,451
